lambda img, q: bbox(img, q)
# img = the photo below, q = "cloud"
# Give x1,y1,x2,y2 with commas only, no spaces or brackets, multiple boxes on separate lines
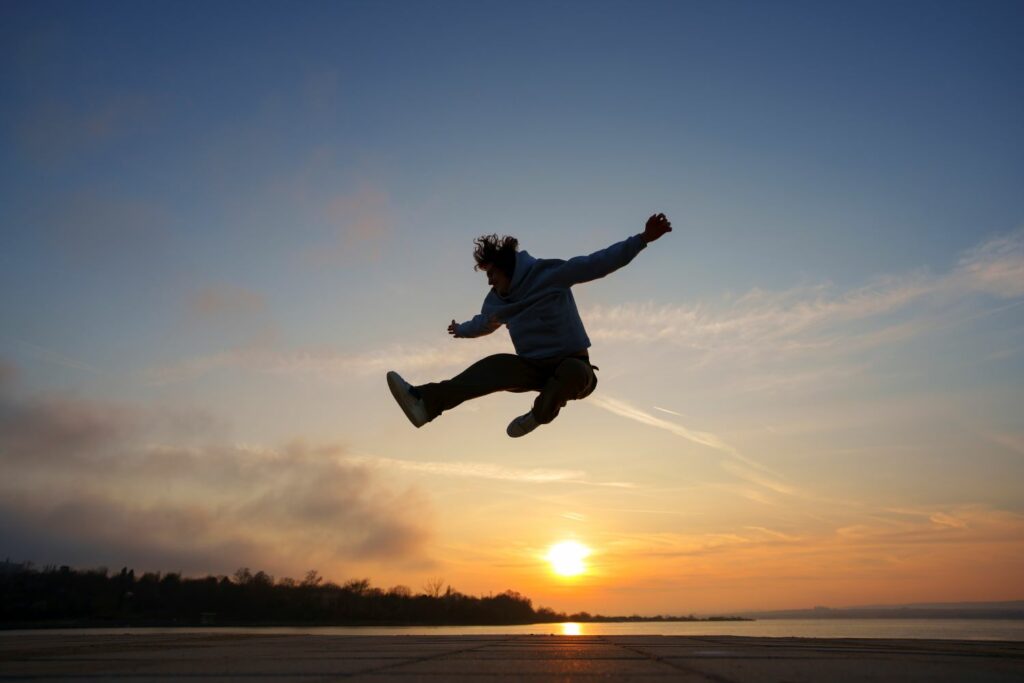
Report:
590,502,1024,612
584,278,932,362
588,393,800,501
584,228,1024,367
0,380,432,576
2,338,101,375
652,405,687,417
145,228,1024,394
604,503,1024,574
978,430,1024,456
718,461,799,498
0,373,226,463
728,363,869,395
303,185,395,264
144,336,511,385
0,388,129,464
744,526,801,542
841,505,1022,544
0,493,262,576
350,454,634,488
953,229,1024,298
589,394,735,454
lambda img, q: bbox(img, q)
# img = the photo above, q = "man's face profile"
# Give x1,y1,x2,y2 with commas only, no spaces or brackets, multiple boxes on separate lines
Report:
484,263,511,295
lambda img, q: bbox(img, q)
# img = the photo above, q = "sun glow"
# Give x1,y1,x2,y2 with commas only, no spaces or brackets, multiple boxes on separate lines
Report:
560,622,583,636
546,540,591,577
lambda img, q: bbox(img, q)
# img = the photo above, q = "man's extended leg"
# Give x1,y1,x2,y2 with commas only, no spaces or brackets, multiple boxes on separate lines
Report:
416,353,547,422
507,357,596,437
532,357,596,424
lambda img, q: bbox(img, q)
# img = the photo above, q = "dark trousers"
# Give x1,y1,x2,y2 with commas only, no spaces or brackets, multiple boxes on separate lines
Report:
416,352,598,424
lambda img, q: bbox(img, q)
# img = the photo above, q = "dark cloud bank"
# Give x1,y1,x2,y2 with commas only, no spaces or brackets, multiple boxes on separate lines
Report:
0,370,431,577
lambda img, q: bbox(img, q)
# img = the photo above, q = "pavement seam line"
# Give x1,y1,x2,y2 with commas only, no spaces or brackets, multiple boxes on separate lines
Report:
605,637,741,683
344,637,514,677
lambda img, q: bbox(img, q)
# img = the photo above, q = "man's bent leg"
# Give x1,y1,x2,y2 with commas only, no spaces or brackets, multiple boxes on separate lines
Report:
532,358,595,424
417,354,546,421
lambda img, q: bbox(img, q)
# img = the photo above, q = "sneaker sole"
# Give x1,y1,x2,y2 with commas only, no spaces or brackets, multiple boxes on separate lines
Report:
507,415,538,438
386,371,426,428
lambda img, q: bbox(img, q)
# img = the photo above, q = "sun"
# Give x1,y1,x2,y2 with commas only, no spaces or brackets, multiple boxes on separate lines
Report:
546,540,591,577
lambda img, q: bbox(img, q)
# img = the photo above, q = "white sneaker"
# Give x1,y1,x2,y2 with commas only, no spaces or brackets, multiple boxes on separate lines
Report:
506,411,540,438
386,371,429,428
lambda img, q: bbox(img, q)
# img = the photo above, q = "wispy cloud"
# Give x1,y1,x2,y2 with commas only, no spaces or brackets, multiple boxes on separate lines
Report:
600,505,1024,581
144,337,511,385
585,229,1024,365
652,405,687,417
744,526,801,542
718,461,799,497
146,229,1024,395
840,504,1022,543
304,184,395,264
978,430,1024,456
2,337,101,375
349,454,634,488
589,395,735,454
728,363,869,394
588,393,799,501
953,229,1024,298
598,503,1024,605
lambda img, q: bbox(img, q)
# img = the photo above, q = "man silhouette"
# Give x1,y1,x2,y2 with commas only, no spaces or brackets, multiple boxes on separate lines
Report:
387,213,672,437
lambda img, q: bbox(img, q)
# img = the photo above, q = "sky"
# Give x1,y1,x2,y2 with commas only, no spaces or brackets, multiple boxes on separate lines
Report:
1,0,1023,615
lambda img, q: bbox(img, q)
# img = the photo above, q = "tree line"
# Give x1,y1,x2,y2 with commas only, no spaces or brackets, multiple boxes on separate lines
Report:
0,562,555,626
0,561,743,626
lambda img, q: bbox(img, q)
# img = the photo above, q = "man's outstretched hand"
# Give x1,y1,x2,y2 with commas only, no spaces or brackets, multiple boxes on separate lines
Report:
448,319,463,338
642,213,673,243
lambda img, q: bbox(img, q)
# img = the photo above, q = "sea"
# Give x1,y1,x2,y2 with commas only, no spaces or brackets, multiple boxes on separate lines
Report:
4,619,1024,641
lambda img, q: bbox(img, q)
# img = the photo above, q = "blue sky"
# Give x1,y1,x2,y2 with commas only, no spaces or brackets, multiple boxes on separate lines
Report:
1,1,1023,612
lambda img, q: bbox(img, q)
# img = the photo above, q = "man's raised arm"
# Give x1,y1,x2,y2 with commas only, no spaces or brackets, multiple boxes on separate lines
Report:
551,213,673,287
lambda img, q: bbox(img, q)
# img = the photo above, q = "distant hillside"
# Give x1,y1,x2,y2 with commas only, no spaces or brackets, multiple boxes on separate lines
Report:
739,600,1024,620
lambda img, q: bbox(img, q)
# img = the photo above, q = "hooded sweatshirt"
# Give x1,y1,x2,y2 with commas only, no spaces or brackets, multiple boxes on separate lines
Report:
455,234,647,359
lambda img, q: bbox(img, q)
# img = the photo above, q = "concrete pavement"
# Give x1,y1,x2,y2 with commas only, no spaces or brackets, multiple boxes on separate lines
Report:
1,633,1022,681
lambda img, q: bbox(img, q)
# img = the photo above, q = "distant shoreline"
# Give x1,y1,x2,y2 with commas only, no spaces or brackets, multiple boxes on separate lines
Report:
11,614,1024,631
753,614,1024,620
740,609,1024,620
1,617,754,630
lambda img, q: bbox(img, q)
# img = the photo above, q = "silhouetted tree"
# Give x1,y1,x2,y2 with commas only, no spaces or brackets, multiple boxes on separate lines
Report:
422,577,445,598
0,561,753,627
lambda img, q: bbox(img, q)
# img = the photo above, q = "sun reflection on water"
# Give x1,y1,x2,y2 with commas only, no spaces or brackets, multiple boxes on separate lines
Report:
560,622,582,636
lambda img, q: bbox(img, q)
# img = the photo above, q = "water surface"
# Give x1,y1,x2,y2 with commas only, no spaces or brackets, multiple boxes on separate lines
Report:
5,619,1023,640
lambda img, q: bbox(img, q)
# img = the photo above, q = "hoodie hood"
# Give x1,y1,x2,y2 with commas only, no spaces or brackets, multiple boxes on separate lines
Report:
506,250,538,296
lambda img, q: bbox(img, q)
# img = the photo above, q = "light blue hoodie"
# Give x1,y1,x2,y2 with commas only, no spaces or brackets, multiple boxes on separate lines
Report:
455,234,648,359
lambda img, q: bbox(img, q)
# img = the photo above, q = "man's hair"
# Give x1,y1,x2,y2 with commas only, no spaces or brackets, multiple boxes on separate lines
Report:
473,234,519,278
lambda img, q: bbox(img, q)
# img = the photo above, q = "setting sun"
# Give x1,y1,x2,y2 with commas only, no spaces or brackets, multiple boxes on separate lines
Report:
546,541,591,577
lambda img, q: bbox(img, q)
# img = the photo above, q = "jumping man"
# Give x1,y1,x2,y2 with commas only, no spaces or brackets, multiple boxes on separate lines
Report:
387,213,672,437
